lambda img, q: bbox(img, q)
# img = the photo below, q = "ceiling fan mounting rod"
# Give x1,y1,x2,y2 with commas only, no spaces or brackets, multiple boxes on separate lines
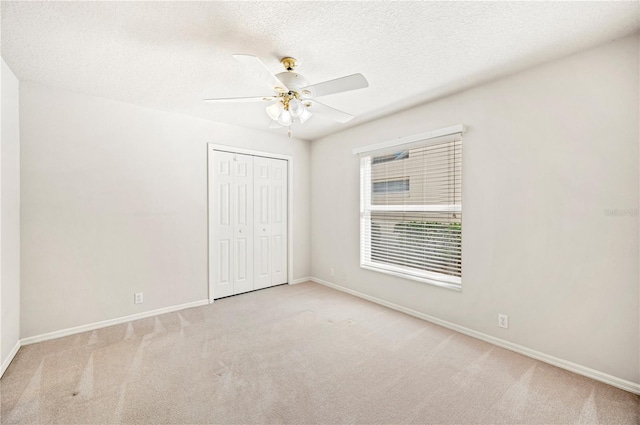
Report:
280,57,298,72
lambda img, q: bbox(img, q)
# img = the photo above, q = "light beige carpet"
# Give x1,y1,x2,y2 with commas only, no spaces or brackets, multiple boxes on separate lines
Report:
1,282,638,424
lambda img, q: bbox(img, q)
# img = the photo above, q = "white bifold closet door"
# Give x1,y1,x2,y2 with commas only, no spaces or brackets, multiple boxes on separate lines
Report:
211,151,254,298
254,156,288,290
211,150,287,299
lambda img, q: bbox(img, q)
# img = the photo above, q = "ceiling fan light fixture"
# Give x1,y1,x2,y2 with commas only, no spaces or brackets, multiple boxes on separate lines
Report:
266,101,284,120
289,99,304,118
298,108,312,124
277,110,292,126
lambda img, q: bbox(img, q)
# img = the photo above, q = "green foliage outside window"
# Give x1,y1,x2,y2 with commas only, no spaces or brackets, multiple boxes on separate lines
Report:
371,220,461,277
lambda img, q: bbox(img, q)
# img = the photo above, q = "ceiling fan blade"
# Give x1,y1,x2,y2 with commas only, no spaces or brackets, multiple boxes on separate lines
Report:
309,101,354,123
302,73,368,98
203,96,276,103
232,54,289,92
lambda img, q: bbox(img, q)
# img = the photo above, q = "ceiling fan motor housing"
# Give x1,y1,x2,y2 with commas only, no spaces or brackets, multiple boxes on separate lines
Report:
275,72,309,94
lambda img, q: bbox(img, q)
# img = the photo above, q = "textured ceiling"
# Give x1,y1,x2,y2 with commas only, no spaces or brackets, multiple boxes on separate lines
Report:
2,1,638,141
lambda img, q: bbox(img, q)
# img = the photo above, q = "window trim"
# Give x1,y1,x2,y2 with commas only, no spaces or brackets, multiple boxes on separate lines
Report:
352,124,466,156
356,125,466,291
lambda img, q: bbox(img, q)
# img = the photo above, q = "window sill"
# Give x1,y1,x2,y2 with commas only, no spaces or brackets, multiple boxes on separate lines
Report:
360,262,461,292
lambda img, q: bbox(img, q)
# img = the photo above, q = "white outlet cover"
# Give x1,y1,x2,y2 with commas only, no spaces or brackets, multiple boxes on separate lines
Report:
498,314,508,328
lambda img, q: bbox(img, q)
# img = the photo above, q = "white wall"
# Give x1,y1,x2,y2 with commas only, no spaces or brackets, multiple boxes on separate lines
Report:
20,83,310,338
1,58,21,371
311,35,639,384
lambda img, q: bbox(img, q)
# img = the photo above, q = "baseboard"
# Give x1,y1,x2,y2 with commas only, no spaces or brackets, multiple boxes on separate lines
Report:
310,277,640,395
1,340,22,379
21,299,210,346
290,277,312,285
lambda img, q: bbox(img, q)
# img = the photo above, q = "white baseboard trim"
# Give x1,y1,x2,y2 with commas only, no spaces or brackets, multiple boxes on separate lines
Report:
1,340,22,379
310,277,640,395
21,299,210,346
290,277,312,285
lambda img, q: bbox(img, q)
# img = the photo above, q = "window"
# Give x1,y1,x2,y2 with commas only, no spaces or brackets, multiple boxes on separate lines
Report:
371,150,409,165
358,128,463,290
372,178,410,194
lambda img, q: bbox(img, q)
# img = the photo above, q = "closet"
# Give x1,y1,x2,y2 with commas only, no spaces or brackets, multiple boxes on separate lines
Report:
209,149,288,299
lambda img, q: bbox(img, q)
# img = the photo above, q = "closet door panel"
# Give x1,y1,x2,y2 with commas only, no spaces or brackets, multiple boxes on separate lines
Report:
233,154,254,295
271,159,288,285
211,151,235,299
254,156,272,290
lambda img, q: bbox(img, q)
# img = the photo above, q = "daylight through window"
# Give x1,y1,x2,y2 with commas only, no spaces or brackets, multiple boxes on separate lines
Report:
359,135,462,290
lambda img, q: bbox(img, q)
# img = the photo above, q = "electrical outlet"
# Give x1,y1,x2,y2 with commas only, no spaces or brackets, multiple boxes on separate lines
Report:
498,314,508,329
330,267,335,277
134,293,144,304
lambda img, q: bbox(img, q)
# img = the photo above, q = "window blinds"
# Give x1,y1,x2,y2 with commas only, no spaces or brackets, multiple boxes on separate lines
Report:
358,128,463,290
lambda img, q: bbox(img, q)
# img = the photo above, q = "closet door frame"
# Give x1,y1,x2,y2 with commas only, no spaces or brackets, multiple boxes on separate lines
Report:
207,144,293,303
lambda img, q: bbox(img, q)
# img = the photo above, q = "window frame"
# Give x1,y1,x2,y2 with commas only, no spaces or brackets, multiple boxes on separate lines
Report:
355,125,465,291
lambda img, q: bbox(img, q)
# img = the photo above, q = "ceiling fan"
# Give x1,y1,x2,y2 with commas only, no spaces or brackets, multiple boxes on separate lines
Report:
204,55,369,137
